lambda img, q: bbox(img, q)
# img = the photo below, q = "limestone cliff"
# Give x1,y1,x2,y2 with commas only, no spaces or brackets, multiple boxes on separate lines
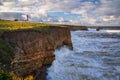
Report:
0,27,72,77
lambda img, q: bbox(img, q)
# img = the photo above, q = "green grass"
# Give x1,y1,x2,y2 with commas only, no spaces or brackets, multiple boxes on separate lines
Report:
0,20,57,31
0,39,14,57
32,26,51,34
0,39,14,69
0,20,62,35
0,68,13,80
0,20,88,31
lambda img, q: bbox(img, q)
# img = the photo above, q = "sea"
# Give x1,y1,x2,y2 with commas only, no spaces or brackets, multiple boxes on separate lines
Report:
47,28,120,80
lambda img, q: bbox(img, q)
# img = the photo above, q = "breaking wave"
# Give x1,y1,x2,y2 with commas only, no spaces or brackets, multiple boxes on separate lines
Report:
47,29,120,80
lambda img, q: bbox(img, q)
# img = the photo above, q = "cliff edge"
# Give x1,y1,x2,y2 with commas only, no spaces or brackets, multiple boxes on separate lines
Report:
0,26,72,79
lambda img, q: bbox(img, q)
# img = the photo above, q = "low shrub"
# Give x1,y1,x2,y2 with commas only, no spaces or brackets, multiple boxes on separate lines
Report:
0,68,13,80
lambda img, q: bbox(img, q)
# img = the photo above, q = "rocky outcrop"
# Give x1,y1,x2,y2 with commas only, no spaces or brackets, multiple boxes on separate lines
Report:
1,27,72,77
96,27,100,31
60,25,88,30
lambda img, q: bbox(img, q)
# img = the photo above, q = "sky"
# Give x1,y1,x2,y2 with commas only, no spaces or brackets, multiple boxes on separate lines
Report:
0,0,120,26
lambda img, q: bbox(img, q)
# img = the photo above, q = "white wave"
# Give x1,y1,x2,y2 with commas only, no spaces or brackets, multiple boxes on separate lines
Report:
71,30,119,53
47,30,120,80
106,30,120,33
81,28,120,33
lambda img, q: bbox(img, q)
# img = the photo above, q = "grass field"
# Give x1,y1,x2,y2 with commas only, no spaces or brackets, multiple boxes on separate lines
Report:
0,20,56,31
0,20,88,31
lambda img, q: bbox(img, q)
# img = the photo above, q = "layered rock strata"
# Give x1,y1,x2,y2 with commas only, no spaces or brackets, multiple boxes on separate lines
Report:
1,27,72,77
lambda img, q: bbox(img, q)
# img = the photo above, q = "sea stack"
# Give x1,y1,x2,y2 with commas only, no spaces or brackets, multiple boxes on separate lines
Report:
96,27,100,31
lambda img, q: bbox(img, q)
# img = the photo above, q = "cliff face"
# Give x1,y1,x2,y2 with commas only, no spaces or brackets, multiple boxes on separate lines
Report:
1,27,72,77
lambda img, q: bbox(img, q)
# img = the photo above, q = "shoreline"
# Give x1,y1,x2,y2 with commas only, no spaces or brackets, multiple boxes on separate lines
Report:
87,26,120,30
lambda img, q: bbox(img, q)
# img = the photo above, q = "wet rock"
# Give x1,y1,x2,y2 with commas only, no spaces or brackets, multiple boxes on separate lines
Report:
96,27,100,31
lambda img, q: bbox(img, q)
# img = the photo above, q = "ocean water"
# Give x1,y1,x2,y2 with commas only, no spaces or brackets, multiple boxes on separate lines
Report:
47,29,120,80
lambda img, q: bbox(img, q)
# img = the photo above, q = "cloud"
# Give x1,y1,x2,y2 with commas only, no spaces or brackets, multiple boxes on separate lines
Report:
0,12,24,20
0,0,120,26
70,0,120,26
0,2,3,5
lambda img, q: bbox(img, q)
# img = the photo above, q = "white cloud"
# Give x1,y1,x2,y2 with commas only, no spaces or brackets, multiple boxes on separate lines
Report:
0,0,120,26
58,17,64,22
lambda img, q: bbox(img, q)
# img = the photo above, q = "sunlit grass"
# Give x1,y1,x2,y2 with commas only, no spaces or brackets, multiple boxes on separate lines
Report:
10,72,35,80
0,69,35,80
0,68,12,80
0,20,57,31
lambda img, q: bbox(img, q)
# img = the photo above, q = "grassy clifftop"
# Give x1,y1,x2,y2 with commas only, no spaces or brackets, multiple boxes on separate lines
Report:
0,20,52,71
0,20,87,80
0,20,88,31
0,20,55,31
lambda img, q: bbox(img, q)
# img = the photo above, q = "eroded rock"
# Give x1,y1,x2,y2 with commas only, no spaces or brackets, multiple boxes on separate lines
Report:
1,27,72,78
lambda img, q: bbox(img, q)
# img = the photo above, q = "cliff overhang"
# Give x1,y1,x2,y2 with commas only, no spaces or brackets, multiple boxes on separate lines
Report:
0,26,73,78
